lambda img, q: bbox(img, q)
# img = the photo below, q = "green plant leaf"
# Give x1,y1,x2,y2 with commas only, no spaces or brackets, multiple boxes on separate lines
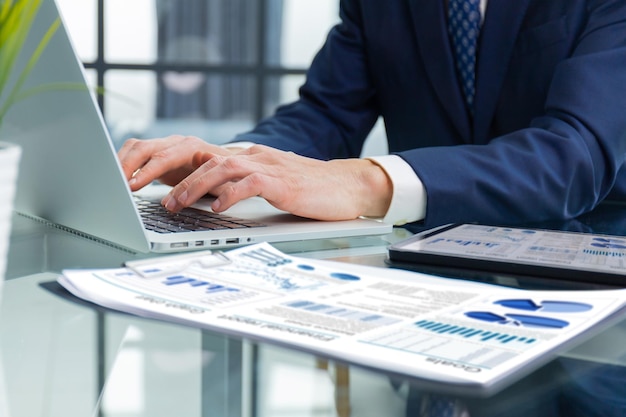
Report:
0,0,116,125
0,0,43,101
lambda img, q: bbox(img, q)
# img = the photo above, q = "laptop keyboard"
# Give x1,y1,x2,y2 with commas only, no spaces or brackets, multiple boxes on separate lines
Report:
135,199,266,234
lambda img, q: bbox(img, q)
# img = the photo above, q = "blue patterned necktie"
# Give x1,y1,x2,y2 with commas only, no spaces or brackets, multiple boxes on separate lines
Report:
448,0,481,112
427,395,457,417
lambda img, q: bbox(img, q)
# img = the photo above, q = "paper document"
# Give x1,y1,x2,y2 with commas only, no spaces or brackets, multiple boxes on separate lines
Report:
58,243,626,395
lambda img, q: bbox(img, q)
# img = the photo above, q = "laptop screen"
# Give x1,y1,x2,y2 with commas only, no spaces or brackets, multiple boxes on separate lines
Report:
4,0,151,252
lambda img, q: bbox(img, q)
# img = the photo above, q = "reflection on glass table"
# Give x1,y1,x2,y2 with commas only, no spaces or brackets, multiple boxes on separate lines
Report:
2,211,626,417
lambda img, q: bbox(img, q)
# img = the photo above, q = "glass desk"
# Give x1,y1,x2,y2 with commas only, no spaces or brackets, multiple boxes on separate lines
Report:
2,208,626,417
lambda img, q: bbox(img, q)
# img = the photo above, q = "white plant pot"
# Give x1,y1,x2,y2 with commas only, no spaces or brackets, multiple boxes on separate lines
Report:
0,142,21,284
0,141,19,417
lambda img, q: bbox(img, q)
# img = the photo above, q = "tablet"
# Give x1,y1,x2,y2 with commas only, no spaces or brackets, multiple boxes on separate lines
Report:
388,224,626,284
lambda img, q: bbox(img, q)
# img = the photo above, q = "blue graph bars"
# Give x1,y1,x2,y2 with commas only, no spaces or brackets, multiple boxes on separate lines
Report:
162,275,239,294
414,319,536,345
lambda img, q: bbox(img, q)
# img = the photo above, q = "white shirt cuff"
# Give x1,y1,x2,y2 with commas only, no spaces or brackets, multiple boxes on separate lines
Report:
222,141,255,150
366,155,427,226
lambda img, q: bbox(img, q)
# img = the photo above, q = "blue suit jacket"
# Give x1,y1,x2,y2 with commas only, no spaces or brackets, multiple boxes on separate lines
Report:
235,0,626,228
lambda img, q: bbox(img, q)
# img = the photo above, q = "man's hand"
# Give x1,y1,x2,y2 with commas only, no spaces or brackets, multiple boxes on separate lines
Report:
117,135,235,191
162,144,393,221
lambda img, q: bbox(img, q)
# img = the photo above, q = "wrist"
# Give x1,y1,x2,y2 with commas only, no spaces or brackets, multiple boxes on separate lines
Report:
354,159,393,218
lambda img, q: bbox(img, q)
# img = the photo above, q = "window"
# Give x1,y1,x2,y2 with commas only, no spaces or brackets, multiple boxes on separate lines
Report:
56,0,340,148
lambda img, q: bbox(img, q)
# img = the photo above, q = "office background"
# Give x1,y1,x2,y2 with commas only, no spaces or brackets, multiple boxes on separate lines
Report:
54,0,387,156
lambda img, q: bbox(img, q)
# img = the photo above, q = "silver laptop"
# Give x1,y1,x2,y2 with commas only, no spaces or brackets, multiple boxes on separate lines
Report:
3,0,391,253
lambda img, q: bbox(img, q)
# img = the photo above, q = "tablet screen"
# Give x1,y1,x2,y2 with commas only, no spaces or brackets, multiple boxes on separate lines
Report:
388,224,626,282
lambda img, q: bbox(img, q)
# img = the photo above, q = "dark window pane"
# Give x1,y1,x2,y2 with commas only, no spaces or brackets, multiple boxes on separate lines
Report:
156,0,261,65
158,72,256,120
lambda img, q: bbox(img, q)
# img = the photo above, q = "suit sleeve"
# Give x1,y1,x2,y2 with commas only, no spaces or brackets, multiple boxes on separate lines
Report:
230,0,379,160
400,2,626,227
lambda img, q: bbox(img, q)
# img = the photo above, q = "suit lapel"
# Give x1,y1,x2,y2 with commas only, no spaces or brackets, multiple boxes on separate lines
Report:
408,0,531,143
408,0,471,141
473,0,531,143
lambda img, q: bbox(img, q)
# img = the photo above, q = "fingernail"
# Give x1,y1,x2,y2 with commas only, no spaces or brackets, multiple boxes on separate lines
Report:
178,191,188,205
129,177,137,186
163,196,176,211
212,199,221,212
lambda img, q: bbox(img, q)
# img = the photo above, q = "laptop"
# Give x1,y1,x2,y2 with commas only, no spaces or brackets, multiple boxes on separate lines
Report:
3,0,391,253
